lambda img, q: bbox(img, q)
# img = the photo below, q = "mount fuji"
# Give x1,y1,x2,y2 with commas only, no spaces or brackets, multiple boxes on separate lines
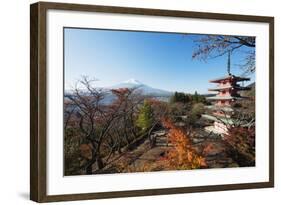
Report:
65,79,173,104
109,78,172,97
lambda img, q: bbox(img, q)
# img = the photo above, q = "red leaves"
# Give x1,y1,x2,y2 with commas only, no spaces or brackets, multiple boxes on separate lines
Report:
111,88,130,98
203,143,225,156
224,127,255,149
223,126,255,166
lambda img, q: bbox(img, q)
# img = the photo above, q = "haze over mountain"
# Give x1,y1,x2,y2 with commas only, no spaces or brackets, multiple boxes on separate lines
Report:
108,78,172,97
65,79,173,104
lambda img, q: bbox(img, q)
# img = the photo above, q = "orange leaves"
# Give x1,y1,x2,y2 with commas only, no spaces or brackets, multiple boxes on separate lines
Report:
162,119,207,170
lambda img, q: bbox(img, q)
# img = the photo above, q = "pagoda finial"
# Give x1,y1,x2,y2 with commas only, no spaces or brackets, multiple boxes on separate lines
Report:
227,50,231,75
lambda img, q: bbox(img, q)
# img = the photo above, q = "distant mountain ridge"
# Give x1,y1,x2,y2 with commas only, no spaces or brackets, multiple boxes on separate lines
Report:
65,79,173,104
108,78,172,97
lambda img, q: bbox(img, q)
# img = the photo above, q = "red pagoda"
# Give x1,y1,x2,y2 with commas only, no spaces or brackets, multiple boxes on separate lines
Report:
202,52,250,135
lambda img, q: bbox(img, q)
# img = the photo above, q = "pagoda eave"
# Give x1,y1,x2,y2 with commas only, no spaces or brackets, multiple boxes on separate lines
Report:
209,75,250,83
206,96,245,100
208,86,251,91
201,114,234,125
205,105,233,112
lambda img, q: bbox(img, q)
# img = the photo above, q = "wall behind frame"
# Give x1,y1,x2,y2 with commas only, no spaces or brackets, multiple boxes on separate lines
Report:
0,0,279,204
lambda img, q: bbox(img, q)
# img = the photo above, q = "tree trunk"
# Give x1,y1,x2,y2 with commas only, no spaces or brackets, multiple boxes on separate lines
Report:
96,155,104,170
86,162,93,174
85,156,104,174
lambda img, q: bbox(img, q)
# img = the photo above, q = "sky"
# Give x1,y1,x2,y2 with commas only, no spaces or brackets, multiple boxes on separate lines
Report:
64,28,255,94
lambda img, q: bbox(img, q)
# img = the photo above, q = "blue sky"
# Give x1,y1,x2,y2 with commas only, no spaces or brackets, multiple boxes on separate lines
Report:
64,28,255,94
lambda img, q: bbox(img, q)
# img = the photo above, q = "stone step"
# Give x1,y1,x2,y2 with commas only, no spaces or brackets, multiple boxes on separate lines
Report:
155,136,167,139
155,142,173,147
152,133,166,136
155,137,168,141
155,141,167,144
155,139,168,143
152,131,166,135
192,138,205,143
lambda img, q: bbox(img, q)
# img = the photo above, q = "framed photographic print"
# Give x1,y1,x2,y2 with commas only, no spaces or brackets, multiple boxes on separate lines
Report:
30,1,274,202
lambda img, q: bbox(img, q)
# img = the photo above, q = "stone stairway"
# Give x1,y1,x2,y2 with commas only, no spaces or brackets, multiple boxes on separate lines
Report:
151,130,173,147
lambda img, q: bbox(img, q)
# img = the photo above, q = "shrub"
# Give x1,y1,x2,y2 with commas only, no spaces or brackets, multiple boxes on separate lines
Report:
189,103,205,125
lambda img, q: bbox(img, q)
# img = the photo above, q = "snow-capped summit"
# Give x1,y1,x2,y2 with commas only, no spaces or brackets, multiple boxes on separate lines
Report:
110,78,144,90
66,78,173,104
122,78,143,85
109,79,172,97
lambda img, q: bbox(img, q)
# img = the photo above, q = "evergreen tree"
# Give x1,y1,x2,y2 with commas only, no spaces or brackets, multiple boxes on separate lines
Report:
136,100,154,132
170,91,189,104
193,91,199,103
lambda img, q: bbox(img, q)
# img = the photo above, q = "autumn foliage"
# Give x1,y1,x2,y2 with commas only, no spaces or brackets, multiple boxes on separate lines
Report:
223,126,255,166
161,119,207,170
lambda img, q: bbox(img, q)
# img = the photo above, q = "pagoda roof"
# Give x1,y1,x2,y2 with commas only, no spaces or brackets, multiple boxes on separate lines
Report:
209,74,250,83
201,114,234,124
208,85,251,91
205,105,233,112
204,126,227,135
202,114,254,128
206,96,246,100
